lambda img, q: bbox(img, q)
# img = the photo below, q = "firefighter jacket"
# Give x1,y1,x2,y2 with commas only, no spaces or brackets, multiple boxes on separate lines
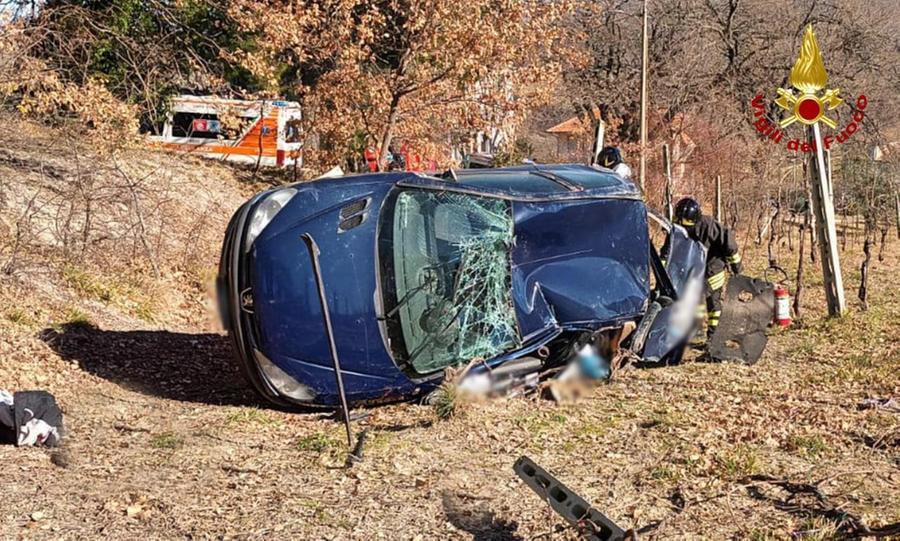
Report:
683,216,741,287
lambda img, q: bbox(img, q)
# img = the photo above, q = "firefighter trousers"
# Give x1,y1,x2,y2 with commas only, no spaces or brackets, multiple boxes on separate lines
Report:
705,265,727,336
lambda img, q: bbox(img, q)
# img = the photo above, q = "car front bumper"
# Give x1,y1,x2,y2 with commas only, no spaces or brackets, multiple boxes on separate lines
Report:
217,196,305,408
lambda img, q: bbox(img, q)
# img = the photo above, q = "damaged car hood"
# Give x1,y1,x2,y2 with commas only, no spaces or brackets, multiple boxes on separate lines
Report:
511,198,650,341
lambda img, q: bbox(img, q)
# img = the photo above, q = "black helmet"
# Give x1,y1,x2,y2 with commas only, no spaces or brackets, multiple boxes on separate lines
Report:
674,197,702,225
597,146,623,168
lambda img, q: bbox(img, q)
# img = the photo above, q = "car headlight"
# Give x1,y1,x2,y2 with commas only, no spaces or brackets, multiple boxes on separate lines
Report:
244,188,298,252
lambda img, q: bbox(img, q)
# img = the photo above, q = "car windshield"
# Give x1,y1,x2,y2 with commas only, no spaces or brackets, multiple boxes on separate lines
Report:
385,189,521,374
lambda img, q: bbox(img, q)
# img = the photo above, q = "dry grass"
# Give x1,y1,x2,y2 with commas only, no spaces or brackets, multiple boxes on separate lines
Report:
0,125,898,539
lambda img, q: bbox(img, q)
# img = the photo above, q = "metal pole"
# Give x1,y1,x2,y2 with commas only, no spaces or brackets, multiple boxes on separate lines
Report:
639,0,649,191
301,233,354,447
662,144,673,220
807,124,846,316
715,175,723,222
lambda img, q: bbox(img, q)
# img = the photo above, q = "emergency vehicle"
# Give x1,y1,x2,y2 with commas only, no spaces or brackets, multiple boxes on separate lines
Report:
151,95,303,168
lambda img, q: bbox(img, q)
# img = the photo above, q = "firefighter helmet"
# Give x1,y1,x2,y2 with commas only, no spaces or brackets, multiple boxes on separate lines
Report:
674,197,702,225
597,146,624,168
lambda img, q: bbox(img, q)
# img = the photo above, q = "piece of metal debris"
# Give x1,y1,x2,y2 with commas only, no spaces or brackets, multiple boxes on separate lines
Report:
514,456,627,541
707,275,774,364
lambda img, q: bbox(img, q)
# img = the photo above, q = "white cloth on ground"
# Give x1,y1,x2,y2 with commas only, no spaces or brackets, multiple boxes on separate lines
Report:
19,418,59,446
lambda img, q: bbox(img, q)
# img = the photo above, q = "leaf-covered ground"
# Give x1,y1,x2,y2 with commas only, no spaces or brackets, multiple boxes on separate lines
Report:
0,139,897,539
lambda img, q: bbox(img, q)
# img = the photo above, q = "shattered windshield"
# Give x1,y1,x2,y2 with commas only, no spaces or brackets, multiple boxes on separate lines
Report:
384,190,521,374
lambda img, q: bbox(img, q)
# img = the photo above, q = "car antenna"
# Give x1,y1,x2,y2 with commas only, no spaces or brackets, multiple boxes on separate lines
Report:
301,233,363,463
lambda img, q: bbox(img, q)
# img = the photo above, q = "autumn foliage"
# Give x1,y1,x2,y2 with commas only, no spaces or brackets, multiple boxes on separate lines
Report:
0,0,572,171
229,0,567,170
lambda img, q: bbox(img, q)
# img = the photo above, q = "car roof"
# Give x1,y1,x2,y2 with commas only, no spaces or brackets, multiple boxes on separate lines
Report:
456,164,631,192
298,164,640,200
405,163,640,200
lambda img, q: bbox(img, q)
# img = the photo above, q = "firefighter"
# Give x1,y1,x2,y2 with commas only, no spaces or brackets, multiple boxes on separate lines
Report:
596,146,632,179
673,197,742,338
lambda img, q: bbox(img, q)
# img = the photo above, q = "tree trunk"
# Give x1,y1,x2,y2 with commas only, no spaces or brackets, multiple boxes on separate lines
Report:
808,219,816,263
841,211,848,251
858,234,872,311
879,226,888,262
377,94,402,172
767,202,780,268
729,200,739,231
788,218,794,252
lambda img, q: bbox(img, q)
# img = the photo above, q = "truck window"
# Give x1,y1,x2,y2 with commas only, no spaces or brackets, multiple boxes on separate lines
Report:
171,112,221,139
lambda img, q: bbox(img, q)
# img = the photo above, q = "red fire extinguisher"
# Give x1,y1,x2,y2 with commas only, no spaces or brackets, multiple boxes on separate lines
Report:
766,266,792,328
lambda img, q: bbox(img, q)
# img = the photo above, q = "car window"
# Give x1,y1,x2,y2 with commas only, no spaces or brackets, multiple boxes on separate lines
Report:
388,190,521,374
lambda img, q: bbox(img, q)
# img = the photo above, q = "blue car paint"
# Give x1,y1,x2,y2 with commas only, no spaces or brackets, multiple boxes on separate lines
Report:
249,175,414,403
220,165,701,406
510,198,650,339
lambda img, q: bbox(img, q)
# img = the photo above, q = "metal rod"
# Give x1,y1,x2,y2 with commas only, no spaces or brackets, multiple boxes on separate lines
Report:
301,233,354,447
807,124,846,316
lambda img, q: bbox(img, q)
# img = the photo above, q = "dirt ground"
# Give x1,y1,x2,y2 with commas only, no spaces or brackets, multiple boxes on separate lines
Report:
1,141,898,539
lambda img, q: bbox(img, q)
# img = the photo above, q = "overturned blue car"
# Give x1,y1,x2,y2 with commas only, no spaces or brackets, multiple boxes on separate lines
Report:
218,164,707,408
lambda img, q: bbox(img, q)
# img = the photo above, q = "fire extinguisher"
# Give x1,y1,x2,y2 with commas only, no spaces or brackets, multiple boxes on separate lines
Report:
765,266,792,328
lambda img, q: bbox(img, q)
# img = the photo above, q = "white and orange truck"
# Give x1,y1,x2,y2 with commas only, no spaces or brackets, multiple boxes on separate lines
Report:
151,95,303,168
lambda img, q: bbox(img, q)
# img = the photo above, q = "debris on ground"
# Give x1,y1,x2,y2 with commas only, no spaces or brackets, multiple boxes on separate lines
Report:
0,390,63,447
514,456,628,541
857,397,900,412
707,275,775,364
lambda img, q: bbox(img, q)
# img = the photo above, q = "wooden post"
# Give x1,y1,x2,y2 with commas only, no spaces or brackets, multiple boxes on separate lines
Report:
662,144,673,220
590,120,605,165
808,124,846,316
715,175,722,222
895,192,900,239
638,0,649,190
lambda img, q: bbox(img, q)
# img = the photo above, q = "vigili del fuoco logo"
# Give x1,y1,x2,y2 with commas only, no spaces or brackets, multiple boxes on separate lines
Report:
749,25,868,152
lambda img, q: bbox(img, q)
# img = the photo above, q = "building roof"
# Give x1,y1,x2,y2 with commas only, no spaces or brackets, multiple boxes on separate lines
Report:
546,107,602,135
546,116,587,134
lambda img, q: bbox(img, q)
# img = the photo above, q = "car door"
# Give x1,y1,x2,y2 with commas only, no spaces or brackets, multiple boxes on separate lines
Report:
641,212,707,362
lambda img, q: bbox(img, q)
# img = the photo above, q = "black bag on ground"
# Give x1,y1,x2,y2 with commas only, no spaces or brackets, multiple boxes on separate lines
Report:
0,390,64,447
